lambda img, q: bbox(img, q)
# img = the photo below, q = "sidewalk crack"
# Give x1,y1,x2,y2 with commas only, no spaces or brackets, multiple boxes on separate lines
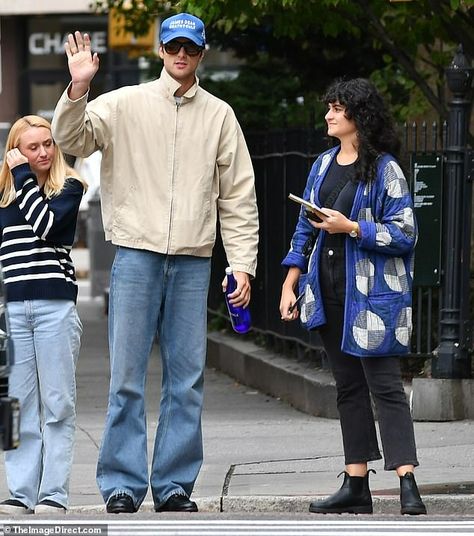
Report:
77,424,100,449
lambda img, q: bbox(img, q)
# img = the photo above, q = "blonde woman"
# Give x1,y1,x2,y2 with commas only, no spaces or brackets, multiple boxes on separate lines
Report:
0,116,86,515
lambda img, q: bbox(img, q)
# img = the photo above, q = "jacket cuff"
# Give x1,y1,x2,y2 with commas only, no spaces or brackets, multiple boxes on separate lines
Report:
281,251,307,272
230,262,257,279
64,82,90,103
358,220,376,250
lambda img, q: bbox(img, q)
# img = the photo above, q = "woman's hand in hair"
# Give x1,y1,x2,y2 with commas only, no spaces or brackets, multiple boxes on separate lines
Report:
308,208,355,235
6,148,29,170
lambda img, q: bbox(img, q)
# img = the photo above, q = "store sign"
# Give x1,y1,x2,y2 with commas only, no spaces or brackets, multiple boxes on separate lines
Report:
29,32,107,55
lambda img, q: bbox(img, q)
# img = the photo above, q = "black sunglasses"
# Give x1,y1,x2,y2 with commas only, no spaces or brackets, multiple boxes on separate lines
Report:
163,40,203,57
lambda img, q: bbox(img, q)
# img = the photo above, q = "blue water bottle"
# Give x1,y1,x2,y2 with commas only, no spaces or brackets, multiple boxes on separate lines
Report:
224,266,251,334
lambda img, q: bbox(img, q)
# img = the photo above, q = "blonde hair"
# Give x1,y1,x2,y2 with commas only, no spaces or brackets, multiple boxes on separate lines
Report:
0,115,87,208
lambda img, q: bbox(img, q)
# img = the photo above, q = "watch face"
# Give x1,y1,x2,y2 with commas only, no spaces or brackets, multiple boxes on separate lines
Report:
350,230,357,238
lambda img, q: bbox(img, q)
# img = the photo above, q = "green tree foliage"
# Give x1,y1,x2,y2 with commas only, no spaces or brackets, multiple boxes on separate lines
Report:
195,23,389,128
94,0,474,128
198,57,318,129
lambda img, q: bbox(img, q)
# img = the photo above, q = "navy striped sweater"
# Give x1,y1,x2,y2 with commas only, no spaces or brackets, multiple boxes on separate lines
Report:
0,163,83,303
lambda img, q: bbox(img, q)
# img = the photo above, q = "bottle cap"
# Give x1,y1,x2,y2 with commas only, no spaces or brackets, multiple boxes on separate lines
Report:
225,266,232,275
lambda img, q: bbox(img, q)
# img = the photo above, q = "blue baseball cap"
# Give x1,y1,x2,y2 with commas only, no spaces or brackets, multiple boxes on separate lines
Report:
160,13,206,47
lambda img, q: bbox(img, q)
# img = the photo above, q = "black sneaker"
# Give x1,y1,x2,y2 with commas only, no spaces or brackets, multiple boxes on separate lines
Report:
35,500,67,514
0,499,33,515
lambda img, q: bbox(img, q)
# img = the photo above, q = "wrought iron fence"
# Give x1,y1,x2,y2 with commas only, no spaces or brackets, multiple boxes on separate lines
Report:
208,123,449,367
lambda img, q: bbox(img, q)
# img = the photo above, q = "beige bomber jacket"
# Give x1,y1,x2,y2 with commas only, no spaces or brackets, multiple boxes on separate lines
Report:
52,68,259,276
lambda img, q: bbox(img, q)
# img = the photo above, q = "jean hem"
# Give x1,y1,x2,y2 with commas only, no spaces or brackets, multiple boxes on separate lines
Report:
10,496,35,511
106,488,140,508
384,459,420,471
344,452,382,465
37,495,68,509
155,489,187,508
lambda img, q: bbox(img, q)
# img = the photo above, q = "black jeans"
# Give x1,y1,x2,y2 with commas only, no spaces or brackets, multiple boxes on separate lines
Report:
318,246,419,471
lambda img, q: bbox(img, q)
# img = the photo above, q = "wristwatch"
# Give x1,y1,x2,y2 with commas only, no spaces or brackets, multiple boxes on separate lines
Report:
349,222,359,238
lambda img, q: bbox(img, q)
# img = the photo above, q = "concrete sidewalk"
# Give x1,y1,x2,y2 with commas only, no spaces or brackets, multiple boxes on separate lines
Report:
1,275,473,516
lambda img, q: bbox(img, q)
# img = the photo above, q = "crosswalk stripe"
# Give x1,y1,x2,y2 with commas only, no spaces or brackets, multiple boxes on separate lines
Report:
2,520,474,536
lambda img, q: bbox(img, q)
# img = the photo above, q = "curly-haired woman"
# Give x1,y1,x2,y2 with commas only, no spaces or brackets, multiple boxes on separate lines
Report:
280,78,426,515
0,116,86,515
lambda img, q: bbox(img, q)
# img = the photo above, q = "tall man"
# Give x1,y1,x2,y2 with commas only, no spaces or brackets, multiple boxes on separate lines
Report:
52,13,259,514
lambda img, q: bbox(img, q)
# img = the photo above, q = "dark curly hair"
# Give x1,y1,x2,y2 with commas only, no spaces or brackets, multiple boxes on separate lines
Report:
323,78,401,183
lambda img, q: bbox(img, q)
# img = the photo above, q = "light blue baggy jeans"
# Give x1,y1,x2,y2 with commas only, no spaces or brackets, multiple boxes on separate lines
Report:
4,300,82,509
96,247,211,509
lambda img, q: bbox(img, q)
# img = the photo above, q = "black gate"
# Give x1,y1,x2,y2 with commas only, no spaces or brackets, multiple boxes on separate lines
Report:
207,128,328,363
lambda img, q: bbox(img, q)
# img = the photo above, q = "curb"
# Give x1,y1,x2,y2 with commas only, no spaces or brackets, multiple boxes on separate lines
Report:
68,498,221,515
221,495,474,515
207,331,338,419
68,494,474,515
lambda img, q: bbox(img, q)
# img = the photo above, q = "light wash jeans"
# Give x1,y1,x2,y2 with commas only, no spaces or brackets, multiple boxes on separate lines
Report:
96,248,211,509
4,300,82,509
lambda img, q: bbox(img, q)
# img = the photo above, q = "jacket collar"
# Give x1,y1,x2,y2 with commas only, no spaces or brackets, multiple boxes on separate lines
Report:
158,67,200,100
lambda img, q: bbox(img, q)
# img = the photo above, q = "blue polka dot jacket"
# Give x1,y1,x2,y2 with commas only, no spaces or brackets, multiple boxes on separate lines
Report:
282,146,417,358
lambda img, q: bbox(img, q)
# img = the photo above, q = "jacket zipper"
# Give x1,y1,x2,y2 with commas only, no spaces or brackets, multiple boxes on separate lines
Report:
166,99,181,253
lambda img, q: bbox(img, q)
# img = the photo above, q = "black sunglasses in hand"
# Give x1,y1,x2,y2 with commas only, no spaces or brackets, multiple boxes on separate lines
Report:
163,40,204,57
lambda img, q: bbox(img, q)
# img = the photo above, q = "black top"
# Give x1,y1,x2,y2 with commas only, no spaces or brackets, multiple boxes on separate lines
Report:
320,160,357,247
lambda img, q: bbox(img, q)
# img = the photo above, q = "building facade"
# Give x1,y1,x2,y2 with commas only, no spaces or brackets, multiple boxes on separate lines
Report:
0,0,144,149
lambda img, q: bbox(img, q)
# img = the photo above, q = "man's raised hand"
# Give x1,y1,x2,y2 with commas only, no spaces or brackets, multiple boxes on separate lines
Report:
65,31,99,99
